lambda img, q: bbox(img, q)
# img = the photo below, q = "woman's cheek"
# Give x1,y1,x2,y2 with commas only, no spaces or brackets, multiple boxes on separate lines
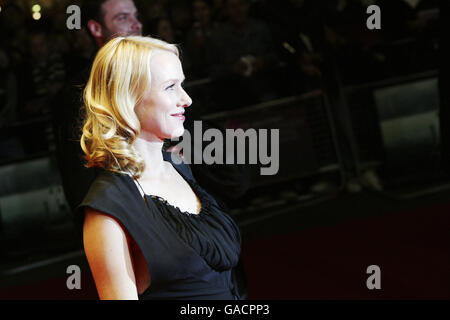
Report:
137,108,156,131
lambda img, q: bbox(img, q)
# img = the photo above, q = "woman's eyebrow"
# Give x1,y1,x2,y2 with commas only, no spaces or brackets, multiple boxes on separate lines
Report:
162,77,186,84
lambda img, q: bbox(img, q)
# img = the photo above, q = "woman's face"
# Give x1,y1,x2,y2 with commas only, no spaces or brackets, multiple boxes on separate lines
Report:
134,50,192,141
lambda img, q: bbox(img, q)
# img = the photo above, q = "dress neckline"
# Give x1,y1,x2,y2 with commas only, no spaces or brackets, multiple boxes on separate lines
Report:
126,159,204,217
145,193,203,217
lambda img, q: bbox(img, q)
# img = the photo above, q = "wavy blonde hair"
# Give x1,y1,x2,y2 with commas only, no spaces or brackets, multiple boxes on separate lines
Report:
80,36,179,178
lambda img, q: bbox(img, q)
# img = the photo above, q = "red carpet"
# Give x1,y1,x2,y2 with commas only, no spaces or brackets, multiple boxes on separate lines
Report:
1,203,449,299
242,203,450,300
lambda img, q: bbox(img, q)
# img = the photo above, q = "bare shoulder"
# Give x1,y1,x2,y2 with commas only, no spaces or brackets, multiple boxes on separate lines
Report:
83,207,138,300
84,207,128,235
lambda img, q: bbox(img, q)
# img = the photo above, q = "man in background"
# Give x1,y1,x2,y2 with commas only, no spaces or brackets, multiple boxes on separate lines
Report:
52,0,143,214
83,0,142,47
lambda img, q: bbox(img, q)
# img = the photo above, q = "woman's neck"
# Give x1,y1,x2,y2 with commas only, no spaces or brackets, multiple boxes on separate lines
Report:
133,135,166,180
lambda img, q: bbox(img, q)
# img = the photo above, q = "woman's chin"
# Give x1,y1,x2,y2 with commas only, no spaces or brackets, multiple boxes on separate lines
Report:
169,127,185,139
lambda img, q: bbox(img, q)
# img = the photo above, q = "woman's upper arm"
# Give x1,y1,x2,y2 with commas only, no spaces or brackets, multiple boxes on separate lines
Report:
83,207,138,300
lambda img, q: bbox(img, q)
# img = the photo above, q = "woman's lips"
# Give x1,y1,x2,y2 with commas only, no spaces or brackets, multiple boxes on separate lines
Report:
171,113,185,120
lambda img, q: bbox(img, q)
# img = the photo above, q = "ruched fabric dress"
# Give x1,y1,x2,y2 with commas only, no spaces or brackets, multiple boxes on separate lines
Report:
76,152,242,300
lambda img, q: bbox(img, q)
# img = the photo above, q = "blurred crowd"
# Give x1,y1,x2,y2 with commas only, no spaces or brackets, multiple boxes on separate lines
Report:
0,0,440,160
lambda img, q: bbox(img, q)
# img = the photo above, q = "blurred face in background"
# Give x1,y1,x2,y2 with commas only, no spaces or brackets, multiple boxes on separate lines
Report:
170,3,191,31
157,18,175,43
226,0,249,27
101,0,142,38
89,0,142,46
192,0,212,25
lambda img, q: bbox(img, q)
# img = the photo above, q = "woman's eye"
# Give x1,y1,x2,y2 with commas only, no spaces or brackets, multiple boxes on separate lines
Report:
166,84,175,90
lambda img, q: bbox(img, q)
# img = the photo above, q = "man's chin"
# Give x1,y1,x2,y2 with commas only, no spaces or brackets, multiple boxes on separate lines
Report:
105,31,142,42
126,31,142,37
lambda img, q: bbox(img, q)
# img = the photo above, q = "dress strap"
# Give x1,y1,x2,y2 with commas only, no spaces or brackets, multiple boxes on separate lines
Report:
130,171,148,205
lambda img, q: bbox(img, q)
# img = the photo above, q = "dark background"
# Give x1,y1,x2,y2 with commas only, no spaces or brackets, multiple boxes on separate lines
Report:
0,0,448,300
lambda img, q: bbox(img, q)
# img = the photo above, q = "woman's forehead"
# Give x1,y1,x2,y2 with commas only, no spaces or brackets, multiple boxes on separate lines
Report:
150,50,183,83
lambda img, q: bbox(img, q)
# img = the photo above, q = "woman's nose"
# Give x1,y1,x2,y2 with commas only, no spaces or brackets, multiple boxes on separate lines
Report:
179,90,192,108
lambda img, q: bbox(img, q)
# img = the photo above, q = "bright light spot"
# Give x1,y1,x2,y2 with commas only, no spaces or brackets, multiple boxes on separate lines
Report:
0,6,2,13
32,4,41,12
32,12,41,20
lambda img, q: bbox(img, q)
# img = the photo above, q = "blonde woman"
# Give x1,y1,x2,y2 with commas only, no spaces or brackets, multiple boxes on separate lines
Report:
77,36,242,300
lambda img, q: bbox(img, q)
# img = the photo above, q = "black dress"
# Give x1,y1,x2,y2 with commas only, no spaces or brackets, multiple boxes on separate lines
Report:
76,151,242,300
